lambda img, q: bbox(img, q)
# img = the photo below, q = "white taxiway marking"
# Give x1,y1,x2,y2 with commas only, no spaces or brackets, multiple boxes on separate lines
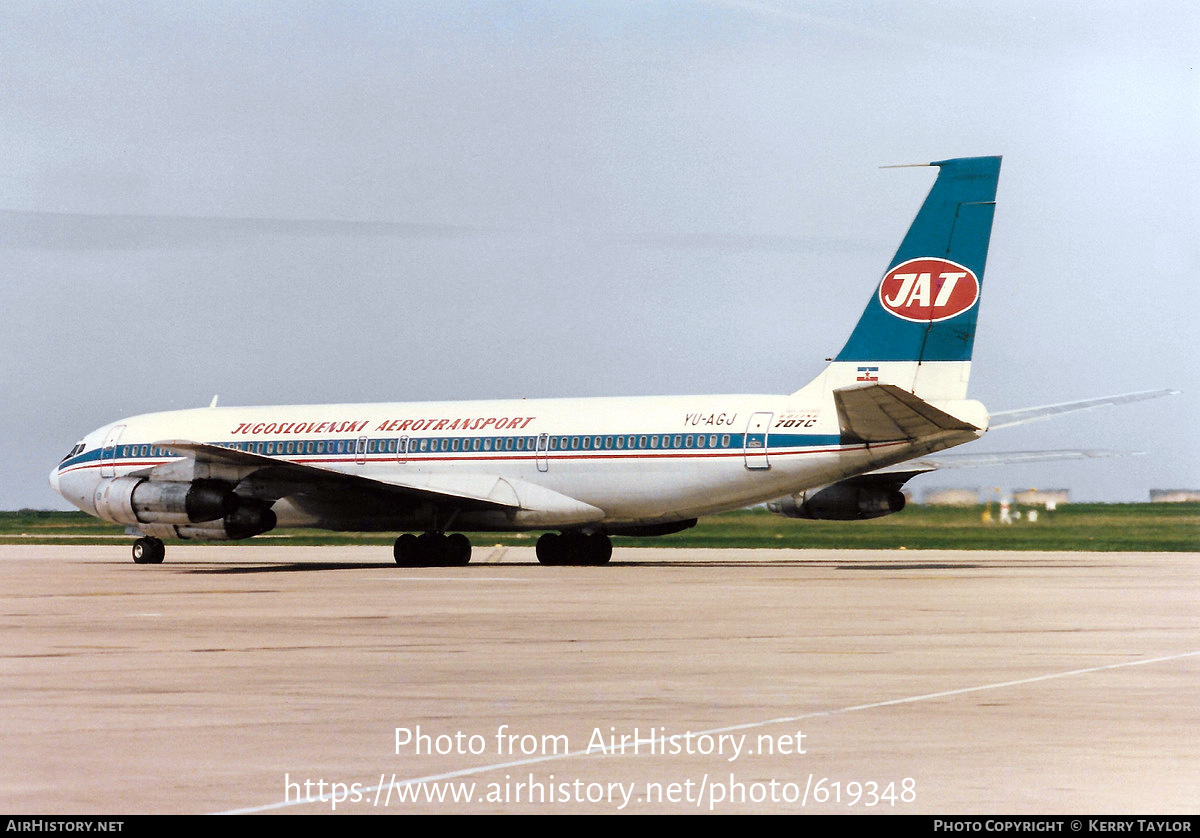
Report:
218,649,1200,814
384,576,537,583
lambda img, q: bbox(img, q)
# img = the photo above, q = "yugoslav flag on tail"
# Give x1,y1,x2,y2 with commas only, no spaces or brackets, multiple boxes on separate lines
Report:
797,155,1001,403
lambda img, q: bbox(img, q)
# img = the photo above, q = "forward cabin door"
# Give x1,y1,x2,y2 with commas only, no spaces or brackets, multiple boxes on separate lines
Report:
743,412,772,470
100,425,125,477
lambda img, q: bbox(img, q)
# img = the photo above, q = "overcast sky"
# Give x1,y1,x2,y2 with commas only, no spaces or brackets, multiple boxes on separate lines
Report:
3,1,1197,509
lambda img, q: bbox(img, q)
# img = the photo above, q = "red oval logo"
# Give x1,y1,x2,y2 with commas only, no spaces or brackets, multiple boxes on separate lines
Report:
878,257,979,322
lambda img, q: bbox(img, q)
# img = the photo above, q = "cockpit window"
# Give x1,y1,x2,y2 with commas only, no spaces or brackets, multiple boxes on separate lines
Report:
61,441,85,462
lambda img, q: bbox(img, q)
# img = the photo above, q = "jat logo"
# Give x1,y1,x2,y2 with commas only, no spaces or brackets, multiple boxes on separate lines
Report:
878,258,979,322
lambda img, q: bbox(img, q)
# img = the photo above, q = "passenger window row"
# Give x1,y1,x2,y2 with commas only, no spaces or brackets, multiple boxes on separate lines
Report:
112,433,740,460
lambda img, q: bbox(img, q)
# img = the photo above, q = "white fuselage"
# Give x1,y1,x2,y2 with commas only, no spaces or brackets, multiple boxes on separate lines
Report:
52,391,981,533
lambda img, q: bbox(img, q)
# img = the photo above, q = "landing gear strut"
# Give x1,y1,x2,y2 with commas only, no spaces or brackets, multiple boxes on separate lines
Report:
535,532,612,565
131,536,165,564
393,532,472,567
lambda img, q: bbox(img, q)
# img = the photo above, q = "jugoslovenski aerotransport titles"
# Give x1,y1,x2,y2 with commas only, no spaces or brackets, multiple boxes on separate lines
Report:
49,156,1170,566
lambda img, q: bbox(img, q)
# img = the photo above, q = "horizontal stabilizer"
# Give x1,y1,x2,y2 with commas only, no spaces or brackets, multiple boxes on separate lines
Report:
834,384,980,443
989,389,1179,429
871,448,1140,477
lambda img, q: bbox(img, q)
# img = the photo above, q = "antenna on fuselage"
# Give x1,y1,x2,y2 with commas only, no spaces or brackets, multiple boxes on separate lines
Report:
209,394,219,408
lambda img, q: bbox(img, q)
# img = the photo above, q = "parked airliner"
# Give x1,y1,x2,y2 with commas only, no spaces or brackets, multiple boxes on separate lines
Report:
48,156,1170,565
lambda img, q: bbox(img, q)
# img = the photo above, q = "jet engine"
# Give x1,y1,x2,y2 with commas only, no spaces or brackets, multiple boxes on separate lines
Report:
92,476,276,540
767,480,907,521
174,503,277,540
93,476,239,526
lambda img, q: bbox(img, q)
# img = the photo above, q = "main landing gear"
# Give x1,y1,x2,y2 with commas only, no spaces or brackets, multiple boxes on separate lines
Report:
535,531,612,565
131,536,165,564
391,531,613,566
393,532,473,567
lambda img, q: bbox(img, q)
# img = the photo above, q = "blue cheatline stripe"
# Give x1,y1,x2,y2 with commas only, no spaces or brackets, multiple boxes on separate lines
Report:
58,432,851,474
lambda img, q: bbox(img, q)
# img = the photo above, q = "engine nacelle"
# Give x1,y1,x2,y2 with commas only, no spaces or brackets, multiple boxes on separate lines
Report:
175,503,277,540
93,476,239,526
604,519,698,538
767,482,906,521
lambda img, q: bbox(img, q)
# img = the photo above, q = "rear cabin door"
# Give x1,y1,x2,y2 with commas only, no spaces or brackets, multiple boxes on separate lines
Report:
743,412,772,470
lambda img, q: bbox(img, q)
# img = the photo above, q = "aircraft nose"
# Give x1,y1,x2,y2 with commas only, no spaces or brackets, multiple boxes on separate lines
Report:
49,466,61,494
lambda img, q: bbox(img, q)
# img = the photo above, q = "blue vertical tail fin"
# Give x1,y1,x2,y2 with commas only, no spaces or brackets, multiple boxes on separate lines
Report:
796,155,1001,402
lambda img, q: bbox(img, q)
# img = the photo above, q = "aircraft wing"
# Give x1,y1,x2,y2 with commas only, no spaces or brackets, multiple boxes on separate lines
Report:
147,440,602,525
988,389,1178,429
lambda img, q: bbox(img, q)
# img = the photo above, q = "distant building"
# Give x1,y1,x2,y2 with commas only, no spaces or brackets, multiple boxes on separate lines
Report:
922,487,980,506
1149,489,1200,503
1013,489,1069,508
